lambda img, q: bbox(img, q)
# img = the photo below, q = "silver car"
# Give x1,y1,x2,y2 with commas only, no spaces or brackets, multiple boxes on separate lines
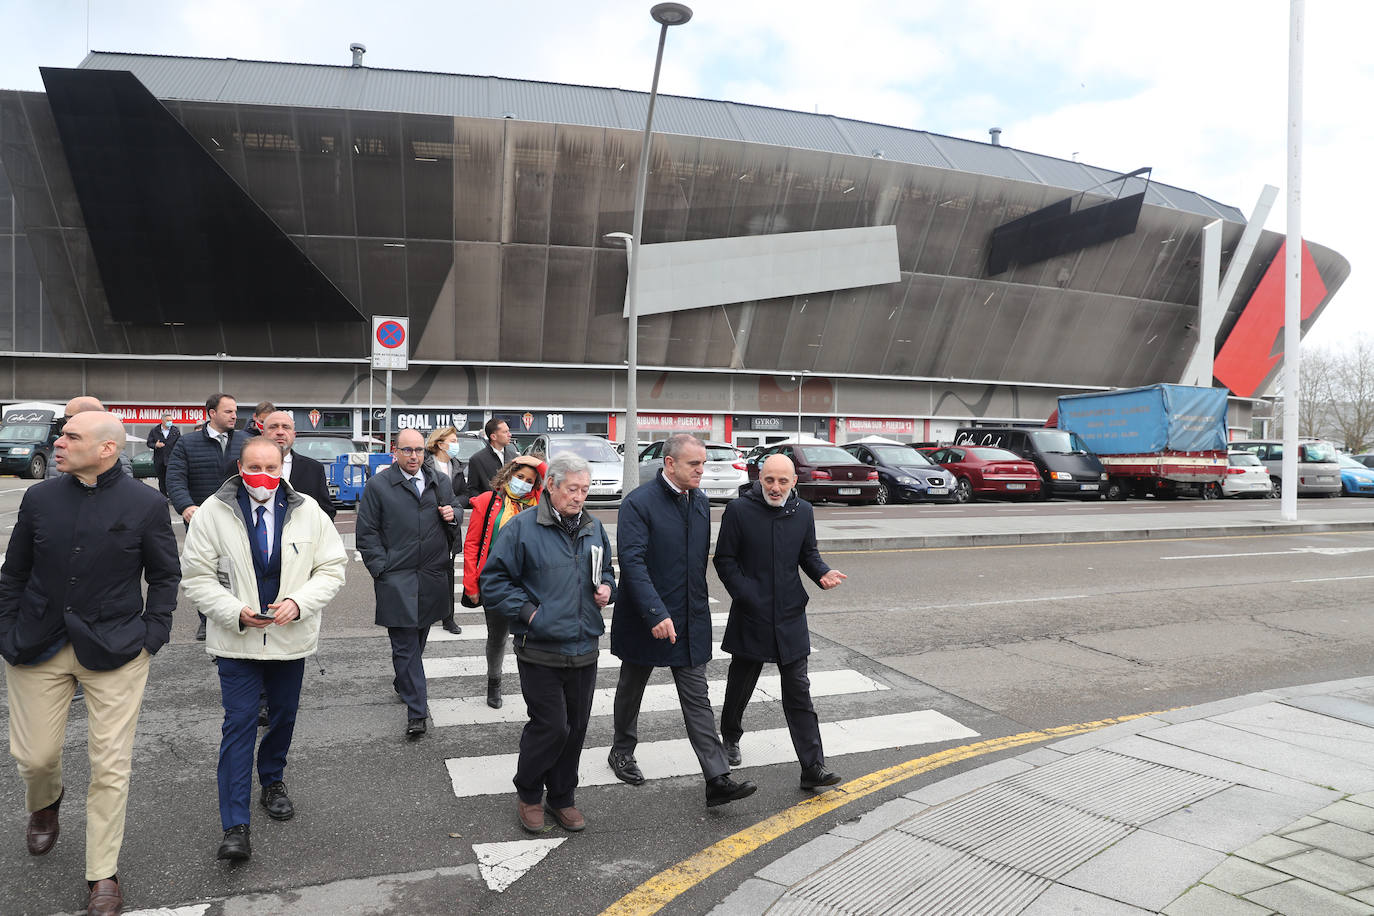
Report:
638,439,748,501
523,434,624,505
1229,438,1342,498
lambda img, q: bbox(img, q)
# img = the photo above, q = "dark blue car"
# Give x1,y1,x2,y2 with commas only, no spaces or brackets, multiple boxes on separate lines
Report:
842,442,953,504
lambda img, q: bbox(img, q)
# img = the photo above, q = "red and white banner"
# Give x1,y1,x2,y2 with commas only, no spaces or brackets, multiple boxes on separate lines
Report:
846,417,915,435
106,405,207,424
635,413,713,432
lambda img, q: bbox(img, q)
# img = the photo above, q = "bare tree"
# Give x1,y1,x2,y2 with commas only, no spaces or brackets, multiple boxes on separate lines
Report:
1332,335,1374,453
1290,345,1336,439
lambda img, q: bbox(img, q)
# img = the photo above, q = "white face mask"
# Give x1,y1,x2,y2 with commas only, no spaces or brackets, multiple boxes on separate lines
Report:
446,443,462,459
507,477,534,498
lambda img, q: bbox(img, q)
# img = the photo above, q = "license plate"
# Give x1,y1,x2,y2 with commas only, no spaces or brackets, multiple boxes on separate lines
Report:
328,485,339,496
707,488,733,497
838,487,860,496
1005,483,1026,490
1079,483,1099,490
929,487,948,495
591,486,617,496
1319,476,1335,483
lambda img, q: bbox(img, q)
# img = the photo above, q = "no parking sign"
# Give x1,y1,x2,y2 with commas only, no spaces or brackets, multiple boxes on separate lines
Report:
371,316,409,370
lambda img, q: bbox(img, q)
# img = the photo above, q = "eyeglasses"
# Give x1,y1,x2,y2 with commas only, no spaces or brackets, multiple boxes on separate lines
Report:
395,447,425,456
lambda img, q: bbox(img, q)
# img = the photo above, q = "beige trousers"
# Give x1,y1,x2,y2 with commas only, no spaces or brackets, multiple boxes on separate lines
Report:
5,643,151,881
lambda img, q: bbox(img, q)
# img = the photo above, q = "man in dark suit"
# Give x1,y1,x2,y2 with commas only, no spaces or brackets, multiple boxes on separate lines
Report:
261,411,336,520
146,411,181,496
466,418,520,494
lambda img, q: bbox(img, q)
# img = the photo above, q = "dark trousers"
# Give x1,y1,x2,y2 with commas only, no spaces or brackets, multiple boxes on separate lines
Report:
720,656,824,769
215,656,305,830
155,468,168,496
388,627,430,720
514,658,596,808
484,606,510,682
614,661,729,781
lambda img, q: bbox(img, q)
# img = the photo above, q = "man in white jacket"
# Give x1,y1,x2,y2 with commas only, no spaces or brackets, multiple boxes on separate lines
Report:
181,436,346,863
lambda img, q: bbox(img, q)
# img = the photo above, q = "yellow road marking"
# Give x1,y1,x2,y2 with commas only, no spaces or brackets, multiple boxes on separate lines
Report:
600,710,1164,916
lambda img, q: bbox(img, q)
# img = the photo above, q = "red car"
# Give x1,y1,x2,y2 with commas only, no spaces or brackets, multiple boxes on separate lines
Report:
747,442,880,504
918,446,1042,502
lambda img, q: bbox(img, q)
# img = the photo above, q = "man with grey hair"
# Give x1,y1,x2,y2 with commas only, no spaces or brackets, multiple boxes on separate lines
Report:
481,451,616,834
609,433,755,806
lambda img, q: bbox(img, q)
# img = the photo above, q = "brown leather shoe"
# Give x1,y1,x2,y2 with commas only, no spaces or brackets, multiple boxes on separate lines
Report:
26,807,59,855
518,800,550,834
87,878,122,916
544,802,586,832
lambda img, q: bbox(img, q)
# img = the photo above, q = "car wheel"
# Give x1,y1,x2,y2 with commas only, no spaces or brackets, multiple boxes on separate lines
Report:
26,453,46,479
953,478,973,503
1201,482,1220,500
1102,479,1128,501
875,483,889,505
1270,477,1282,499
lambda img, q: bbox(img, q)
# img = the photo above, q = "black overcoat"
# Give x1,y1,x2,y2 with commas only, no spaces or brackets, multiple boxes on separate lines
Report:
714,483,830,665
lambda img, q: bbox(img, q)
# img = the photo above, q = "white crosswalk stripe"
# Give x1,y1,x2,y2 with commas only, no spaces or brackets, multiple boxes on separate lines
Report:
444,711,977,798
422,643,725,678
431,668,889,727
428,612,731,643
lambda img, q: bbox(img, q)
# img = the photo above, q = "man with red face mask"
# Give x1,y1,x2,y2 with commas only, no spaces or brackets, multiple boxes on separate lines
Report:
181,437,346,863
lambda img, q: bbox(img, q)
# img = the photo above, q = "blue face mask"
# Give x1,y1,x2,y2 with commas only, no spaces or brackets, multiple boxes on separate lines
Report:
446,443,461,459
507,477,534,498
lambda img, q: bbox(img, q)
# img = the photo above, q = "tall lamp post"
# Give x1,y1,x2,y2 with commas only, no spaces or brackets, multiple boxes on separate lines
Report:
620,1,692,494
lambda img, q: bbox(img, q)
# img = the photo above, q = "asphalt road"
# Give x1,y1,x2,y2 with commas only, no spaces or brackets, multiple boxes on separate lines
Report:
0,477,1371,915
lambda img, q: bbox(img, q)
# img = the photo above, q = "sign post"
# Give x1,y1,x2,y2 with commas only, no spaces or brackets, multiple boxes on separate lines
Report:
371,316,409,449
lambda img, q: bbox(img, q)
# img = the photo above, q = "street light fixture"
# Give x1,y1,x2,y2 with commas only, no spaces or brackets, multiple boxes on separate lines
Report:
620,2,692,494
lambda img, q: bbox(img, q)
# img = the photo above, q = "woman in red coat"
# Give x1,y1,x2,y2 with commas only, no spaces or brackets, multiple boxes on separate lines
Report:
463,456,544,708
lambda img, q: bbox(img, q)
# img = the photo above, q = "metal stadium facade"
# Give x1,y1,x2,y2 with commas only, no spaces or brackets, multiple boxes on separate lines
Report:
0,51,1350,445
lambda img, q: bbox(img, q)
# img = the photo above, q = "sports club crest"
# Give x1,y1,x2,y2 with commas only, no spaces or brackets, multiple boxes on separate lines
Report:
521,412,534,431
308,409,321,428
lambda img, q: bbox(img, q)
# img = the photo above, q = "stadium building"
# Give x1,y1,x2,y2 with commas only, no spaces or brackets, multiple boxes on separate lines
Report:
0,49,1349,446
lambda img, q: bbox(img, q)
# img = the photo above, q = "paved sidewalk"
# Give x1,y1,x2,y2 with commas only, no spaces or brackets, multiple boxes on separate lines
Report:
719,676,1374,915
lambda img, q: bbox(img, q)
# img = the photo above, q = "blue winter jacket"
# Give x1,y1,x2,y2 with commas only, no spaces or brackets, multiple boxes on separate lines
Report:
166,426,245,514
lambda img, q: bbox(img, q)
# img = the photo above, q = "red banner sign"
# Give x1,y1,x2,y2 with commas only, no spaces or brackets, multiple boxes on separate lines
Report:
846,417,915,435
106,405,207,424
635,413,713,432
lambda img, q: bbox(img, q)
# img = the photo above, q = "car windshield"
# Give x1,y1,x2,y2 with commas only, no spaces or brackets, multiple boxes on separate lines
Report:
453,437,486,461
294,437,359,462
0,424,47,440
1029,429,1088,454
799,446,855,464
1338,454,1368,469
704,446,738,462
1228,452,1262,467
1301,441,1337,463
548,438,622,463
970,447,1022,461
871,445,932,466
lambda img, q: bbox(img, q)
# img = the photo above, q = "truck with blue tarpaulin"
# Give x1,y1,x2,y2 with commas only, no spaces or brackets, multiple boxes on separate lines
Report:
1055,384,1230,499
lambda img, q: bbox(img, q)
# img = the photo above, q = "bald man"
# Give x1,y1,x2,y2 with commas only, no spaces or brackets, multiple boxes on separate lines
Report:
1,411,180,916
46,396,133,480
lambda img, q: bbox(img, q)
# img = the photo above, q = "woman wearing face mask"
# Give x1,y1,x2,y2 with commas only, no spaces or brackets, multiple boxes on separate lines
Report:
423,426,471,635
463,456,545,708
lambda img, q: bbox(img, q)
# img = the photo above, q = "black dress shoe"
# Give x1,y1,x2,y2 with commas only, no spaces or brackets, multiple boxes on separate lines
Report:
441,618,462,635
486,678,503,709
800,764,842,789
217,824,251,861
608,750,645,786
724,740,742,767
705,775,757,807
260,781,295,820
406,717,427,739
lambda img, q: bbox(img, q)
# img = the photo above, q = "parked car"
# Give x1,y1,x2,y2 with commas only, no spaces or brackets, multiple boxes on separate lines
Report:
1337,454,1374,496
842,442,952,503
0,402,63,478
1229,439,1342,498
1222,451,1274,498
952,426,1107,499
293,433,368,465
919,446,1042,502
638,439,747,501
523,433,624,505
1354,454,1374,469
746,442,879,504
127,439,157,479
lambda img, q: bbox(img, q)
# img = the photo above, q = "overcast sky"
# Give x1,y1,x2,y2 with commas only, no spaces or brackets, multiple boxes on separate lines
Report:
4,0,1368,353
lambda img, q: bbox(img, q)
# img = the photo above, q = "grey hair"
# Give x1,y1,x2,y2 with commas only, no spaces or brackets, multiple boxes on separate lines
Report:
663,432,704,461
545,451,591,487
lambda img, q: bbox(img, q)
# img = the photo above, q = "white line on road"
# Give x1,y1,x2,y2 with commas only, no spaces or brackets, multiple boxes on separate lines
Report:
1162,550,1302,560
423,643,725,679
1293,575,1374,583
444,710,978,798
910,594,1088,611
430,668,889,727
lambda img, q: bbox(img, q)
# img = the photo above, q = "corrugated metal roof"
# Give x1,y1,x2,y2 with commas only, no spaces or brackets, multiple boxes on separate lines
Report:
74,51,1244,222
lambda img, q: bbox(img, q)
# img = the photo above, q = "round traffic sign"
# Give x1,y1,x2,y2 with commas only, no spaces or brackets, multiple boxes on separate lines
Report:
376,320,406,349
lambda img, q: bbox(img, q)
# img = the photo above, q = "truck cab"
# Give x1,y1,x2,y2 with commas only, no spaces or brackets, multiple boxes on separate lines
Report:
0,402,65,479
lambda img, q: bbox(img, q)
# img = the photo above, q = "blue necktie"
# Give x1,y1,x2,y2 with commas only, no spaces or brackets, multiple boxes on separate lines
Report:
255,505,269,564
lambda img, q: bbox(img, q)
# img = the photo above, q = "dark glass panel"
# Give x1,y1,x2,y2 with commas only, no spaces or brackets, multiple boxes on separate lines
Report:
542,247,592,362
402,114,454,241
405,240,454,350
21,94,83,228
301,235,361,309
236,106,304,235
297,109,355,237
453,118,503,243
498,245,546,361
549,125,605,248
0,95,57,229
61,228,129,353
350,112,404,239
23,227,94,352
0,235,13,350
508,123,554,245
220,317,278,358
595,130,639,242
450,242,501,357
358,239,407,316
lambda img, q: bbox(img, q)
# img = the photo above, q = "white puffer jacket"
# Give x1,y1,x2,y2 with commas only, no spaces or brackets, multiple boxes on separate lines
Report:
182,477,346,660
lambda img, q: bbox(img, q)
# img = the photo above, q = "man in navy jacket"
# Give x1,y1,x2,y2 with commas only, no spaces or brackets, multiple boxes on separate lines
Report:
714,453,847,791
609,434,756,808
0,411,180,916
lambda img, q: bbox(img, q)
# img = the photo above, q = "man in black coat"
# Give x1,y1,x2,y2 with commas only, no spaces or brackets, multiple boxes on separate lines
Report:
261,411,336,520
466,417,519,494
356,428,462,738
0,411,180,916
714,453,847,791
145,411,181,496
609,434,756,807
167,393,245,640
